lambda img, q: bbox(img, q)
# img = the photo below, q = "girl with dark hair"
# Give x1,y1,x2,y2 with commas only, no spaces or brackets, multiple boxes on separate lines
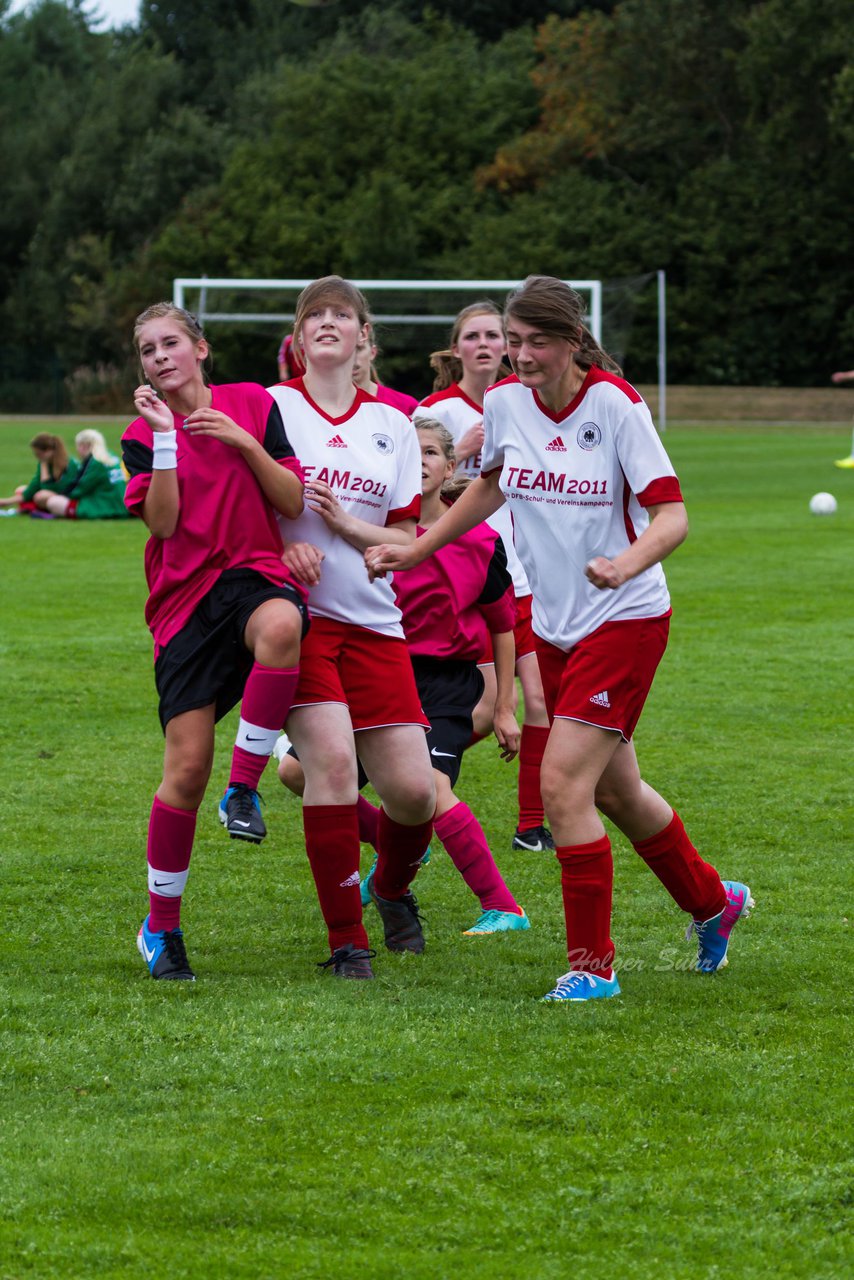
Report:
0,434,78,513
368,275,753,1002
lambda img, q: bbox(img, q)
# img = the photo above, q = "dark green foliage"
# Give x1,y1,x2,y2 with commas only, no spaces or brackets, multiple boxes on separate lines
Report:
0,0,853,406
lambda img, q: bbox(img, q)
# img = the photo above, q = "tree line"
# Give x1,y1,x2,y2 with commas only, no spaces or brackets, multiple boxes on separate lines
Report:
1,0,852,410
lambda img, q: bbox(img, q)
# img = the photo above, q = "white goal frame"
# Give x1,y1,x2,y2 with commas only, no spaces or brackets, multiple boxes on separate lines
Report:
172,274,668,429
172,276,603,343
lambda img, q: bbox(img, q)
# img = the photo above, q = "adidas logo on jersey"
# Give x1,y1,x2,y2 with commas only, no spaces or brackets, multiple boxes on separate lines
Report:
545,435,567,452
326,434,347,448
589,691,611,708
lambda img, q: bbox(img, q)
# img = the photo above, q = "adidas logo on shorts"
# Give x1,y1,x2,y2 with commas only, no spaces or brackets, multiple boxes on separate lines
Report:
589,690,611,708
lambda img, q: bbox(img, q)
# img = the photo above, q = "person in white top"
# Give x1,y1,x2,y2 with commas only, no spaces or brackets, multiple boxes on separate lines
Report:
367,275,753,1002
267,276,436,979
414,301,555,855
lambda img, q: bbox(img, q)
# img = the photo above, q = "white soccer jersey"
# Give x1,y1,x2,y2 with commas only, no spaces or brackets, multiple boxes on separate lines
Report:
269,379,421,637
414,385,531,596
481,369,682,651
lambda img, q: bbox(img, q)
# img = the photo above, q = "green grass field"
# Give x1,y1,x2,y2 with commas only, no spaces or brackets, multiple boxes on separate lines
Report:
0,419,851,1279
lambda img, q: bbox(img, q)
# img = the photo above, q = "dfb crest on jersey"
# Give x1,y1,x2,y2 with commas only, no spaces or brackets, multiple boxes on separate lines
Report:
372,433,394,454
577,422,602,451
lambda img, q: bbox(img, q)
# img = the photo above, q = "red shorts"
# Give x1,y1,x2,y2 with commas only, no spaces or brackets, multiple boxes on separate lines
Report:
512,593,536,659
534,613,671,743
478,593,537,665
292,616,429,732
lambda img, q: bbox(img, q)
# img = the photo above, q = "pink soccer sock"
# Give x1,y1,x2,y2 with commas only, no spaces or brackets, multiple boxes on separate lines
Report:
372,808,433,901
356,795,380,850
518,724,549,829
229,663,299,789
147,795,198,932
555,835,615,979
434,802,520,913
632,811,726,920
303,804,370,952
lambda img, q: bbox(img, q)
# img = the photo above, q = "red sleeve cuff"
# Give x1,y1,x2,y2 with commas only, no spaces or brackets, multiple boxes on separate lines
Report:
480,465,502,479
386,495,420,526
637,476,683,507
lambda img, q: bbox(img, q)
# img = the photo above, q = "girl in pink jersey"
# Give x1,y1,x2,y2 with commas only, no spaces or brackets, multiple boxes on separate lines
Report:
352,327,419,416
415,302,554,856
368,276,753,1002
268,276,436,980
123,303,307,980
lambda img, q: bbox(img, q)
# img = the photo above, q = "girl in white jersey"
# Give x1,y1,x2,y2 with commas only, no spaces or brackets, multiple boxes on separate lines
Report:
368,276,753,1002
268,276,436,979
414,302,554,855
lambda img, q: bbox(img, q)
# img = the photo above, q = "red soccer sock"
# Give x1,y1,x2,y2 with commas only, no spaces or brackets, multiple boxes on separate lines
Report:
303,804,369,952
373,808,433,901
147,795,198,932
434,802,520,913
518,723,549,829
356,795,380,851
229,663,300,790
632,812,726,920
555,835,615,979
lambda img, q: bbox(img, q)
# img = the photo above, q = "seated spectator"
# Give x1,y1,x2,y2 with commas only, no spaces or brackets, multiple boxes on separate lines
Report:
0,433,79,514
32,429,130,520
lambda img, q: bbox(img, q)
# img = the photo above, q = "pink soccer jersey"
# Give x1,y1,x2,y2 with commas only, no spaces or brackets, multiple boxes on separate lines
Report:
392,515,516,661
268,378,421,638
122,382,306,657
414,384,530,597
375,384,419,417
481,369,682,651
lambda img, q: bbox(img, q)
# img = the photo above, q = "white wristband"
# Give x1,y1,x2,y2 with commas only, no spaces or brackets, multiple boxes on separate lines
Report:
151,429,178,470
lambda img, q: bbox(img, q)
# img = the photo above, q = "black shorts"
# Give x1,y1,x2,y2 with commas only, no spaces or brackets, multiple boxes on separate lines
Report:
155,569,309,731
412,656,484,786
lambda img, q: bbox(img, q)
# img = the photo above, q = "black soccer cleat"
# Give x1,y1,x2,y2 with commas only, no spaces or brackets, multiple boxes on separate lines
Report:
317,944,377,979
218,784,267,843
511,824,555,852
369,882,426,954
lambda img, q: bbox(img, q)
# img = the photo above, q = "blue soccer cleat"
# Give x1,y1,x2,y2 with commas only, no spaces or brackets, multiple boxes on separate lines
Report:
462,908,531,936
360,855,378,906
541,970,621,1001
137,915,195,981
687,880,754,973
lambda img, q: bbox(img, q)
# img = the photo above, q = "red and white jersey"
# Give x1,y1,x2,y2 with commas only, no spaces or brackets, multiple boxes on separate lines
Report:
414,384,530,597
268,378,421,637
481,369,683,651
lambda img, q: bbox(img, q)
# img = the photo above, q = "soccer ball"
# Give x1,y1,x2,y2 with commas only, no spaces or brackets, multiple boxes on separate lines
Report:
809,492,837,515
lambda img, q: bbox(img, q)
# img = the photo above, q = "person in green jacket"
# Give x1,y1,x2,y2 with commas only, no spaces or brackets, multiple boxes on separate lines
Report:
32,429,129,520
0,433,79,513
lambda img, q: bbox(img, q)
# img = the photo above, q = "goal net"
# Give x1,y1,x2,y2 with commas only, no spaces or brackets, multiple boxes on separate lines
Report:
172,273,666,425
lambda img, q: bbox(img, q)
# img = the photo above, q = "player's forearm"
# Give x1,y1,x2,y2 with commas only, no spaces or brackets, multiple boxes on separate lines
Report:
612,503,688,580
142,471,180,538
491,630,516,715
338,514,417,553
411,475,504,562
